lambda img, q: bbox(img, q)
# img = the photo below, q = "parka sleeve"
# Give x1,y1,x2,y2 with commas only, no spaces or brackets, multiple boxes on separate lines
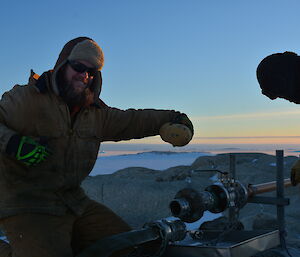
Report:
98,107,180,142
0,87,25,153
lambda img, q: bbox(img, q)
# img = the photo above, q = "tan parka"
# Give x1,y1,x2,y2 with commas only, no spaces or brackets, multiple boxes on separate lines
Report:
0,38,180,218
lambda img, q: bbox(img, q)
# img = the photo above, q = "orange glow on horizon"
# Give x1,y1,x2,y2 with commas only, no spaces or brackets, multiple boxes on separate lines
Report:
114,136,300,145
191,136,300,144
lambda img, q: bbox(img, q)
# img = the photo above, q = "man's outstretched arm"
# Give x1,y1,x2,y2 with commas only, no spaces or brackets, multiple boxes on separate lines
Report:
97,107,193,145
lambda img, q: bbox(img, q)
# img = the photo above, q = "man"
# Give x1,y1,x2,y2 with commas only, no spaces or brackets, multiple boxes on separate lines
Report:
256,51,300,186
0,37,193,257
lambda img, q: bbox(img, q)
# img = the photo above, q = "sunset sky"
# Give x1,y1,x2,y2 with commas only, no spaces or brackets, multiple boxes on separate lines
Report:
1,1,300,144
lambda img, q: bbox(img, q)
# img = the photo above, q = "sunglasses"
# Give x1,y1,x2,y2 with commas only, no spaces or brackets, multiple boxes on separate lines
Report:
68,60,97,76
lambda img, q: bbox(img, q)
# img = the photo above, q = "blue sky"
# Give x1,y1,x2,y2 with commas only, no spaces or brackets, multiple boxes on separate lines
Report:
1,0,300,143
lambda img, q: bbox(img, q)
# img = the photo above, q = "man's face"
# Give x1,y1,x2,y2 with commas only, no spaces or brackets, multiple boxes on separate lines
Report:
58,60,96,106
65,59,95,94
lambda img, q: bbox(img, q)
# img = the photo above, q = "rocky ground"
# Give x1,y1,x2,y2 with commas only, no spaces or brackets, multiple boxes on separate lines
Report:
81,152,300,254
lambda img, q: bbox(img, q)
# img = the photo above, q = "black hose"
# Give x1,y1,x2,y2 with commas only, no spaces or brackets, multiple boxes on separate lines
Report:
76,227,160,257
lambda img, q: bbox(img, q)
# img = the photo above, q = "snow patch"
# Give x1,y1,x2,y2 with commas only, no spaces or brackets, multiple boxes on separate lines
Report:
269,161,287,167
209,173,219,182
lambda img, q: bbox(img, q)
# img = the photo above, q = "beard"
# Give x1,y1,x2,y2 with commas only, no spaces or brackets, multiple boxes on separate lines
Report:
56,67,90,108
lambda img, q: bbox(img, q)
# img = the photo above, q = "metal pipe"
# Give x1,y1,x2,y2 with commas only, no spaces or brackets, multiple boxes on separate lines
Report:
76,227,159,257
170,198,191,218
276,150,286,248
76,219,187,257
247,178,292,197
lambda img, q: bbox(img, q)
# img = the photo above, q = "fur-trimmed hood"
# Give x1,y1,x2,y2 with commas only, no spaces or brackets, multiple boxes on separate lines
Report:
51,37,105,102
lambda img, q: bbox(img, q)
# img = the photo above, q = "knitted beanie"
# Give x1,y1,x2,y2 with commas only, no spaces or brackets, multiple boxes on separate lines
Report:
257,51,300,103
54,37,104,70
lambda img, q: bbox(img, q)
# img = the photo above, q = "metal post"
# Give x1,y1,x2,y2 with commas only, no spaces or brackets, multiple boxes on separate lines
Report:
229,153,236,223
276,150,285,247
229,153,236,180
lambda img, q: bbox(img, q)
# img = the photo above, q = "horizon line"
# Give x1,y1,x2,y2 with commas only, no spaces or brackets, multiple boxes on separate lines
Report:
194,136,300,139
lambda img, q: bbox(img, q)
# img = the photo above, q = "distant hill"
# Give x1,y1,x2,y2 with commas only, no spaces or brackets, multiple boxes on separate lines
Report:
90,151,211,175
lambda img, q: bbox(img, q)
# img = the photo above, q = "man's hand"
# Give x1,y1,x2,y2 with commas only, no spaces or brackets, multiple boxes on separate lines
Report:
291,159,300,186
159,113,194,147
172,113,194,136
6,135,51,166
